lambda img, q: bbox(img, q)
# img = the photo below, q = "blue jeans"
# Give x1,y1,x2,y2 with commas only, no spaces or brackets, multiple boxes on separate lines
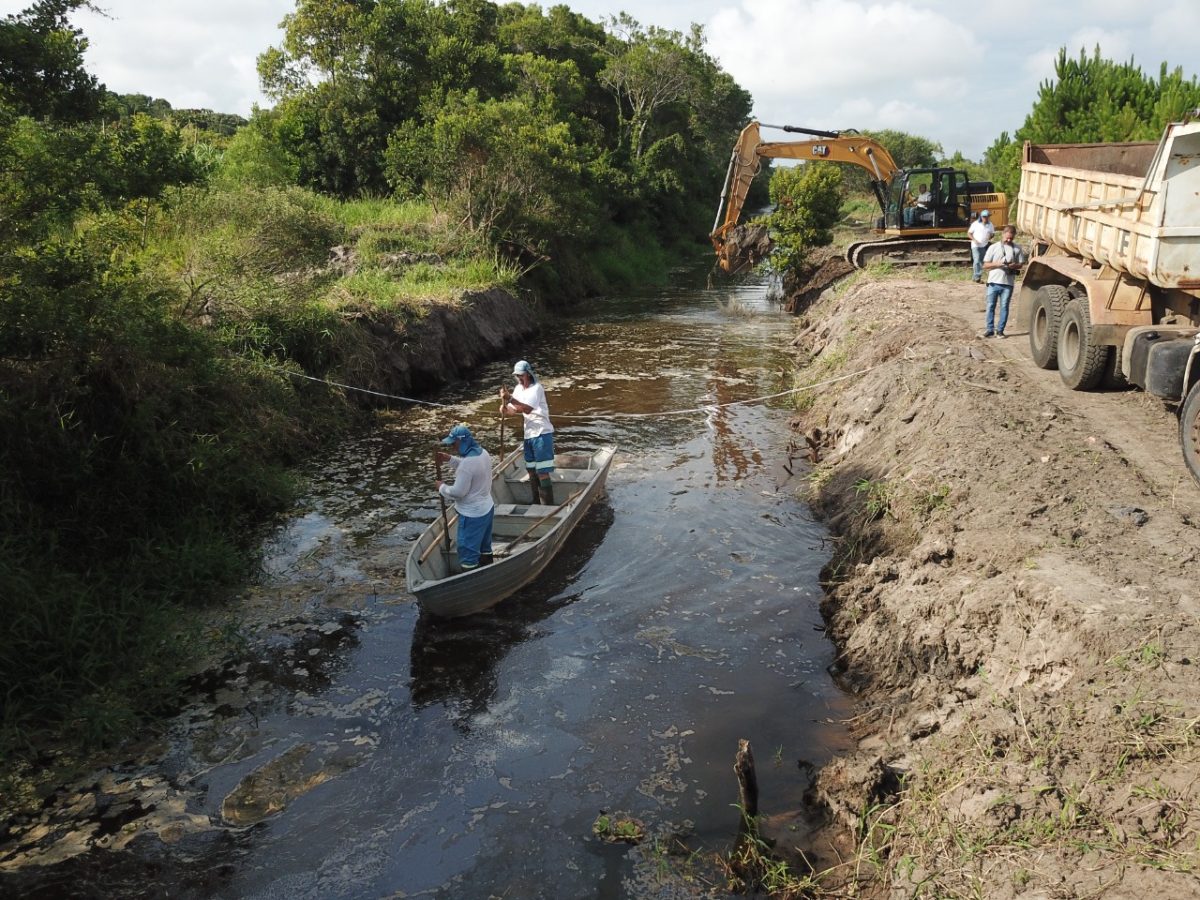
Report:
971,246,987,281
456,508,493,568
984,283,1013,335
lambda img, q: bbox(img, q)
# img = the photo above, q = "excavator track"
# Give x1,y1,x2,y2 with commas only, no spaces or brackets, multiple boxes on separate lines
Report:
845,236,973,269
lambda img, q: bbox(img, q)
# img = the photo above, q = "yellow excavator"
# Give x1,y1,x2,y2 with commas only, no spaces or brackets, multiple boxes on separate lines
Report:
711,121,1008,272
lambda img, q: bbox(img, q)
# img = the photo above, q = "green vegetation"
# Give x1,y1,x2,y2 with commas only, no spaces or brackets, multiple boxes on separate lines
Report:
593,812,646,843
984,47,1200,196
761,163,846,271
721,828,822,897
1,0,752,765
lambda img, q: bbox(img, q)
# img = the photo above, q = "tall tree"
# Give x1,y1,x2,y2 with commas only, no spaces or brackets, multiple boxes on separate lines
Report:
984,48,1200,195
0,0,102,122
599,15,698,161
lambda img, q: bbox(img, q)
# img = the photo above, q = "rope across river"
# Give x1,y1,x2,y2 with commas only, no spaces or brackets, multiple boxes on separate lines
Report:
271,364,885,419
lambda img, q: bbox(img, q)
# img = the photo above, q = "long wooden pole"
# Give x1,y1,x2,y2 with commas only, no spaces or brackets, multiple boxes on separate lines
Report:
433,451,452,562
498,392,505,461
418,509,459,564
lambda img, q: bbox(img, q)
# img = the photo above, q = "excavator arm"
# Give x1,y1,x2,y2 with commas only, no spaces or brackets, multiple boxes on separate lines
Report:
711,121,902,272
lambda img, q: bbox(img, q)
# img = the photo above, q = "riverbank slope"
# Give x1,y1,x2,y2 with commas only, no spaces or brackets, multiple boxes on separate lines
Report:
791,272,1200,895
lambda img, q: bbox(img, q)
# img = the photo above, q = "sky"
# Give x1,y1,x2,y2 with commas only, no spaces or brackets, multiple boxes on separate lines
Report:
8,0,1199,160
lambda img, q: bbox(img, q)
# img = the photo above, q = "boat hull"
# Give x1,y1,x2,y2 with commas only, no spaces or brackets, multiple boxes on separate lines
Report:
405,446,616,618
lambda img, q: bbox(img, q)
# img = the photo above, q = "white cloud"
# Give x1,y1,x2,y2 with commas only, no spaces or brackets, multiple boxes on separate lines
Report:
1022,46,1061,85
71,0,293,114
707,0,979,134
1065,27,1131,62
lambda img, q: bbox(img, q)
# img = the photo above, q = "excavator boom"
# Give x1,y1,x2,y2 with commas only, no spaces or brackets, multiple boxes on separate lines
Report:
712,121,900,271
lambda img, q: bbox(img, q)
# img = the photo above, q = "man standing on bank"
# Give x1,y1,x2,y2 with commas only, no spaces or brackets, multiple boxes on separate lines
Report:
968,209,994,283
982,225,1026,339
499,360,556,506
436,424,494,570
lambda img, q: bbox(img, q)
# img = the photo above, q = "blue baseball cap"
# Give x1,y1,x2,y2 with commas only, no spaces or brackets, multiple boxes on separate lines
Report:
979,210,990,218
441,423,473,445
512,360,533,376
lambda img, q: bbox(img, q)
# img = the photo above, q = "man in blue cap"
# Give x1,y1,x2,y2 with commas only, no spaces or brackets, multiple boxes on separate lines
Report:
436,424,494,569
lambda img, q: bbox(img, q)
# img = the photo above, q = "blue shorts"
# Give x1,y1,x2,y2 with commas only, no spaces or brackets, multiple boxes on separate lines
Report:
523,433,555,473
457,508,493,568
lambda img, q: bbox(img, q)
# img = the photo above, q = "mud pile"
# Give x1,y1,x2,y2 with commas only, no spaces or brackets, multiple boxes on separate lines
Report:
790,273,1200,896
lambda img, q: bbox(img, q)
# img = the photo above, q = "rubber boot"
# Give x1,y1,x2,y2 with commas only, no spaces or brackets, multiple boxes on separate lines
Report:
538,474,554,505
528,472,541,505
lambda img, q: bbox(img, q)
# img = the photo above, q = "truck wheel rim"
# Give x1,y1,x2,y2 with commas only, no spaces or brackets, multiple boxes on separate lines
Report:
1061,322,1079,370
1033,308,1047,348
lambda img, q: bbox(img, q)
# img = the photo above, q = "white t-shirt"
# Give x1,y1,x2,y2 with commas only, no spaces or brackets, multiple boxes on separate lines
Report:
439,451,494,517
512,381,554,439
984,240,1025,287
968,220,994,248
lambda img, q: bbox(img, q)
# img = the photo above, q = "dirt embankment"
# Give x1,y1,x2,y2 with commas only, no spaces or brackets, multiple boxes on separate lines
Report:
339,287,539,405
789,273,1200,897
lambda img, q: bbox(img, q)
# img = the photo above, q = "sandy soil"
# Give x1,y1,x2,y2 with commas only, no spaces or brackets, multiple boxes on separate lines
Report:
785,271,1200,897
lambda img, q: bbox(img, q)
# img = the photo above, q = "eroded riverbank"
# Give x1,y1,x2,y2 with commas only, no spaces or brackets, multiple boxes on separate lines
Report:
791,272,1200,896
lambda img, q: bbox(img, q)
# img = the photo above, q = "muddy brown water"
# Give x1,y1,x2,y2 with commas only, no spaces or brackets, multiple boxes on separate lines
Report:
1,263,853,898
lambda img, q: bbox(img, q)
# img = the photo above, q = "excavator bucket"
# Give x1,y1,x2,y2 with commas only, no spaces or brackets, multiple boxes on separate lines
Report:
713,223,772,273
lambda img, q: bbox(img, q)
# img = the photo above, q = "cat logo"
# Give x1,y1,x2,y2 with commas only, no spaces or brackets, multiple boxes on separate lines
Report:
811,145,830,157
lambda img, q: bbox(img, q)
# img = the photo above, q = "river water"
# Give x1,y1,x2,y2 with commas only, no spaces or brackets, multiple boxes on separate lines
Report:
1,262,853,898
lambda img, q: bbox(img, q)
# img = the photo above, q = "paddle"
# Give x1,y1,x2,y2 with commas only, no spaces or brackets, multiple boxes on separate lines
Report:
498,387,505,460
433,450,452,562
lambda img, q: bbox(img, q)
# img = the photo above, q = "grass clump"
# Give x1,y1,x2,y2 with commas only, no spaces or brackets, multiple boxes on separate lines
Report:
593,812,646,843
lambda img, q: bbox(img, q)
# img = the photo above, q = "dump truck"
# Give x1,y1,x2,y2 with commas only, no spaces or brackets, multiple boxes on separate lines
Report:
1014,117,1200,483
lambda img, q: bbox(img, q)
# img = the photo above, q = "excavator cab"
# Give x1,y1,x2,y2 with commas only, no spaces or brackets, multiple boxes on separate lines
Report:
886,168,972,232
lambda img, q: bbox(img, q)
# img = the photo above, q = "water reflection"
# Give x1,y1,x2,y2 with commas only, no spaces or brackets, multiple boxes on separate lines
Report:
409,503,614,727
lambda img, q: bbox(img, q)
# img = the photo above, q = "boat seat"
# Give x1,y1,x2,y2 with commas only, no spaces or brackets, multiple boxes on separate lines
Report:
493,503,563,518
503,470,591,487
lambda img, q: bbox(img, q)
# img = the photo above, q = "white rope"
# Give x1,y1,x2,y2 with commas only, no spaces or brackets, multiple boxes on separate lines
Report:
273,367,459,408
271,363,884,420
553,365,883,419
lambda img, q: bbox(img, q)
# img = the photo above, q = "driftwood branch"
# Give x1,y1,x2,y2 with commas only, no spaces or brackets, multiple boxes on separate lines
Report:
734,738,759,829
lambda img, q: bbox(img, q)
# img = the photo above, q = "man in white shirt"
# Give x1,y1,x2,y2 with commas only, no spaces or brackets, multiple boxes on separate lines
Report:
436,424,494,569
981,225,1026,339
967,210,994,283
499,360,556,505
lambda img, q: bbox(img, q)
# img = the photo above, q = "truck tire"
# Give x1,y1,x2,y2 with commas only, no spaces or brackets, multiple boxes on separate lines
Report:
1180,378,1200,487
1102,348,1129,389
1057,298,1108,391
1029,285,1069,369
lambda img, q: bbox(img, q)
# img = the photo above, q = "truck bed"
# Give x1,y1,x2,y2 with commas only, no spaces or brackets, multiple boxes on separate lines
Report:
1016,123,1200,291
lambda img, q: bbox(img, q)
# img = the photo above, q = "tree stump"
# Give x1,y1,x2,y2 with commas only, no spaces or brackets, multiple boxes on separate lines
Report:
734,738,759,831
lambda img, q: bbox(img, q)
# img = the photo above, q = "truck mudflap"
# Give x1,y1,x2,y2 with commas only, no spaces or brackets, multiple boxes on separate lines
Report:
1141,336,1191,399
